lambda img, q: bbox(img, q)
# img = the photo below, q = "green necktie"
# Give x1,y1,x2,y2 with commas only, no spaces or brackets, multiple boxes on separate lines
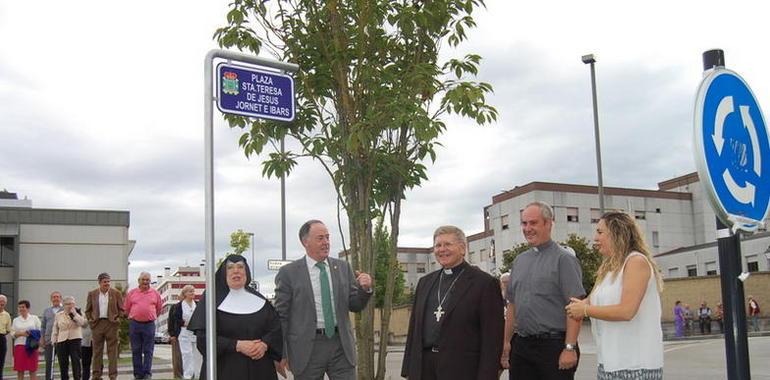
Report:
316,261,336,337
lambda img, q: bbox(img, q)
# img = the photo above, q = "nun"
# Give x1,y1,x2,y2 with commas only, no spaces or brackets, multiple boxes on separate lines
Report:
188,255,282,379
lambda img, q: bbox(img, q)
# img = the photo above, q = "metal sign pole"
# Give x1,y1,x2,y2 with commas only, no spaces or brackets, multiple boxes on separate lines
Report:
281,136,287,261
204,49,298,380
703,49,752,380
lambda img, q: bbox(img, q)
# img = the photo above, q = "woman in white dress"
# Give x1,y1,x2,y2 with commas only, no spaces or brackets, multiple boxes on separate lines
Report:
565,212,664,380
177,285,201,379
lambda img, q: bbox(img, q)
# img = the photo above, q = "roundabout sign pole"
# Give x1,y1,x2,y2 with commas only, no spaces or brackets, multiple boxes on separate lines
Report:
694,49,770,380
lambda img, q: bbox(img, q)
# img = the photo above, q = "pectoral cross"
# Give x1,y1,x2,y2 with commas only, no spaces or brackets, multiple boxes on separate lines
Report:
433,305,445,322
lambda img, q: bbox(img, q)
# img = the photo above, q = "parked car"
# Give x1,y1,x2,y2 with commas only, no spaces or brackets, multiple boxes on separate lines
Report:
154,332,169,344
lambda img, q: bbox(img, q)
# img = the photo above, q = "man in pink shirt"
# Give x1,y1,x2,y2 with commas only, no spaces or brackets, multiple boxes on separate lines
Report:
124,272,163,380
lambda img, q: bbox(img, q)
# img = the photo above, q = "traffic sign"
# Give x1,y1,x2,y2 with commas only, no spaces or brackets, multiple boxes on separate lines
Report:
268,259,292,271
694,68,770,230
216,63,295,122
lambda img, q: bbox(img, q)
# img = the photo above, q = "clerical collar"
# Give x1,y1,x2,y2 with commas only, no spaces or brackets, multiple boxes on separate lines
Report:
442,260,468,276
532,240,555,253
218,287,265,314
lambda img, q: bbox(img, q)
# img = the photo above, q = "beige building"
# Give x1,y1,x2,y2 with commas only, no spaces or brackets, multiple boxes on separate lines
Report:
0,190,133,315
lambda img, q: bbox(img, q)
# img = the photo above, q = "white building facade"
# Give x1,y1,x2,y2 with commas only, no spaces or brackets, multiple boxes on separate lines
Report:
394,172,770,284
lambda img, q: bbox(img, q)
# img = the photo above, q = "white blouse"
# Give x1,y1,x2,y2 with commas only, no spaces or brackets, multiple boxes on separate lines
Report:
11,314,41,346
590,252,663,372
181,300,196,326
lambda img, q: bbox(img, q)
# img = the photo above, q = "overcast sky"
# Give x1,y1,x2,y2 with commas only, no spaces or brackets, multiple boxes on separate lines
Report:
2,0,769,294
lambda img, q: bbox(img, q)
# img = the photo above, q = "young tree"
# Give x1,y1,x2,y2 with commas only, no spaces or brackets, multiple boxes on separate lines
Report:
217,229,253,266
373,219,406,309
500,235,601,294
500,242,530,274
214,1,496,377
562,233,601,293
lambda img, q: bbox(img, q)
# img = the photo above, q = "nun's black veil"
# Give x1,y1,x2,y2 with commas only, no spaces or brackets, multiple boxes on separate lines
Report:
187,254,266,333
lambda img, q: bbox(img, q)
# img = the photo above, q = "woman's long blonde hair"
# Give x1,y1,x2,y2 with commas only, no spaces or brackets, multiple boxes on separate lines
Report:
594,211,664,293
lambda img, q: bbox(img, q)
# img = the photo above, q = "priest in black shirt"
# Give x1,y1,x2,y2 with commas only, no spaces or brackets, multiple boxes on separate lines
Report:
401,225,504,380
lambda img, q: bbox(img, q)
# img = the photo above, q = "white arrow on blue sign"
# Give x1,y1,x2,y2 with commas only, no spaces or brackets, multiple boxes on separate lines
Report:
694,68,770,229
216,63,295,122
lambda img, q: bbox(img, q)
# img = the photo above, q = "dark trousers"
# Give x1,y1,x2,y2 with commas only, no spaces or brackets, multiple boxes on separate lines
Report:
57,339,83,380
170,338,183,379
0,333,7,380
700,317,712,334
45,342,55,380
509,335,579,380
81,345,92,380
129,320,156,379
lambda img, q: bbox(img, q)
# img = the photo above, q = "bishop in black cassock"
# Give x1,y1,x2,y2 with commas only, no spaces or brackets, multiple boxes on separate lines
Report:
401,225,504,380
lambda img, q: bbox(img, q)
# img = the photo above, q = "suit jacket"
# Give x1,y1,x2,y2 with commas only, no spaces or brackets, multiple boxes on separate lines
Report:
274,256,372,374
41,305,61,343
401,263,504,380
167,302,183,338
85,287,124,327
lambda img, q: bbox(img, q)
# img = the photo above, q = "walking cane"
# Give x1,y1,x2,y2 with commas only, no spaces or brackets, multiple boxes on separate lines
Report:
50,341,56,380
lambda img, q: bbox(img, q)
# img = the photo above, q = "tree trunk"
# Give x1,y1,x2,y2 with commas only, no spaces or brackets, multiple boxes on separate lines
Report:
375,195,403,380
347,178,375,380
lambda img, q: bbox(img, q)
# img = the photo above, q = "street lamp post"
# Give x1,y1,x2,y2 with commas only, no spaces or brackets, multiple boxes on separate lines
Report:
582,54,605,214
246,232,255,279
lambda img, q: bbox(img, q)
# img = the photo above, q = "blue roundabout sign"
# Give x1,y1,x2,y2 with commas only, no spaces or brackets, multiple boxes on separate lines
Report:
694,68,770,230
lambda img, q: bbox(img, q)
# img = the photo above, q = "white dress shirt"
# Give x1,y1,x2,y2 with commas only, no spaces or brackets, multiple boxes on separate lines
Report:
98,290,109,319
305,256,337,329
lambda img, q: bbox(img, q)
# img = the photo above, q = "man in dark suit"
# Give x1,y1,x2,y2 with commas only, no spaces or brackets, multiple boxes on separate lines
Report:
274,220,373,380
401,225,504,380
85,272,124,380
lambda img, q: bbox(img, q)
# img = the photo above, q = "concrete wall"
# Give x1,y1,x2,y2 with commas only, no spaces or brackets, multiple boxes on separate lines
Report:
373,272,770,340
660,271,770,322
17,224,130,315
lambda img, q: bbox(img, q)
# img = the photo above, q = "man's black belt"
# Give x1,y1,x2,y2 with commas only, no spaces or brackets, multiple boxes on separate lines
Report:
315,326,338,335
131,319,154,324
423,345,440,353
516,331,566,340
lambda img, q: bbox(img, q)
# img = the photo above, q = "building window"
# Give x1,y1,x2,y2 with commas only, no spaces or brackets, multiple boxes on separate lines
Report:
0,237,17,268
668,267,679,277
655,208,661,213
686,265,697,277
398,262,408,273
0,282,15,309
416,263,426,273
635,210,646,220
705,261,717,276
652,231,659,248
468,251,476,263
479,249,487,262
590,209,601,224
501,214,509,230
566,207,579,223
747,255,759,272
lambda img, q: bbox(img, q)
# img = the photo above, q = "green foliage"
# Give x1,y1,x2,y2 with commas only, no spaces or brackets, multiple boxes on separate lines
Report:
499,242,530,274
500,234,602,294
562,234,602,294
229,229,252,255
114,283,129,356
373,221,406,308
217,229,253,267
